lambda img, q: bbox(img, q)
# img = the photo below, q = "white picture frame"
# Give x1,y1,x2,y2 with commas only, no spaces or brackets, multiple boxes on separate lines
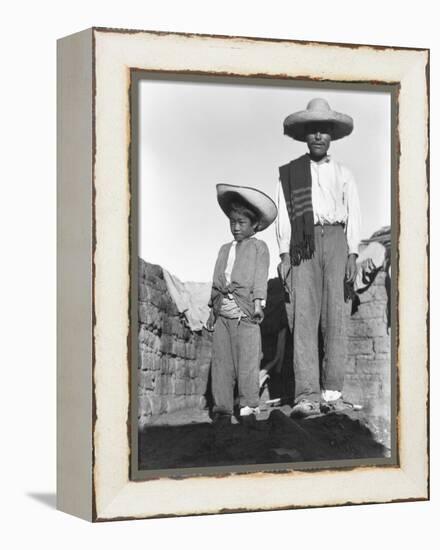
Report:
57,27,429,521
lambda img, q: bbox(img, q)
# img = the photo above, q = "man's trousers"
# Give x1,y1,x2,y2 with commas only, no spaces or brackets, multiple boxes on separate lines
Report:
284,225,348,403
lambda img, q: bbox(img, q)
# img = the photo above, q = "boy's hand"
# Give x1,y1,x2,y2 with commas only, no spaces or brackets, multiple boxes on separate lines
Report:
253,301,264,324
206,309,216,332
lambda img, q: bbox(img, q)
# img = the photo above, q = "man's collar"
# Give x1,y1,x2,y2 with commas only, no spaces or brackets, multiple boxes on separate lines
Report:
308,153,331,165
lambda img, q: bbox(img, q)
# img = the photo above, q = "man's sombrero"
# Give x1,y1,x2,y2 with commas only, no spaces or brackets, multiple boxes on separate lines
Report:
283,98,354,142
216,184,278,232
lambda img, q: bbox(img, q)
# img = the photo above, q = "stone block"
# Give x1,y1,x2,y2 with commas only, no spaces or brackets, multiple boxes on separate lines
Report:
187,379,197,395
142,329,156,349
167,356,177,374
164,375,173,394
153,352,163,372
138,393,152,416
174,378,187,395
185,340,197,360
154,374,164,395
140,348,154,371
359,280,388,303
356,356,390,374
344,356,356,374
172,319,184,339
175,359,187,379
166,300,179,316
197,356,212,371
351,301,386,320
154,278,167,292
138,326,149,345
186,395,200,408
138,303,150,325
138,370,155,391
144,263,163,280
138,282,149,302
342,374,364,405
162,375,172,395
156,294,167,312
347,318,388,338
375,353,391,365
167,396,186,413
148,305,161,328
157,354,167,374
149,394,165,415
195,377,209,395
173,338,186,357
162,316,173,335
188,363,198,378
138,414,150,432
374,336,391,354
138,259,147,279
160,334,173,354
347,338,374,356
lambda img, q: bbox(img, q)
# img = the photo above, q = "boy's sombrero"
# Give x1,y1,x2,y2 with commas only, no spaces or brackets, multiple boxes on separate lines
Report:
283,98,354,142
216,184,278,232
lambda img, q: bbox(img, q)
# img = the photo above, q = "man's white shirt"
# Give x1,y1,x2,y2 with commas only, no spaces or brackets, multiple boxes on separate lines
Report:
276,155,362,256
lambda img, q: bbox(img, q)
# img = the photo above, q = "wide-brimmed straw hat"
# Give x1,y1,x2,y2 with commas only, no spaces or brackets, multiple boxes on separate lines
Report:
216,184,278,232
283,98,354,141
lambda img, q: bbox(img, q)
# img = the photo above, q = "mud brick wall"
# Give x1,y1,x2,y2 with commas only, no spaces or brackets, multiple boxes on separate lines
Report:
138,260,212,430
343,271,391,446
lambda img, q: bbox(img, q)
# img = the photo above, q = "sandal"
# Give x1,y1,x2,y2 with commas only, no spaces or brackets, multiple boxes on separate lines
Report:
291,399,321,418
320,398,363,414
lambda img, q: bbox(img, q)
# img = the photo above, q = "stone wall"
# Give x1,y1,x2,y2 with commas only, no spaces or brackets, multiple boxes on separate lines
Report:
138,260,212,430
343,270,391,447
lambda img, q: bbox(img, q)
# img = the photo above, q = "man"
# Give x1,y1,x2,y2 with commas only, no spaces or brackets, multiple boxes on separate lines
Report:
276,97,361,417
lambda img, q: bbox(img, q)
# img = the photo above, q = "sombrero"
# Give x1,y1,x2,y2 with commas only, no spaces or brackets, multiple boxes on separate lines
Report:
283,98,354,142
216,184,278,232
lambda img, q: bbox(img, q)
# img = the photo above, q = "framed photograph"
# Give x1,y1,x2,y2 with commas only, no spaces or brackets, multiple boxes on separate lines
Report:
57,27,429,521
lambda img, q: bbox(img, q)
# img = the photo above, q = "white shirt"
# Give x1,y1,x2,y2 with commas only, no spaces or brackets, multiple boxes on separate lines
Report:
224,239,266,308
224,240,237,285
276,156,362,256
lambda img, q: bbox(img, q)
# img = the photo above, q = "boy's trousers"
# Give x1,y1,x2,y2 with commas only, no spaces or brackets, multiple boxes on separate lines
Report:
284,224,348,403
212,315,261,415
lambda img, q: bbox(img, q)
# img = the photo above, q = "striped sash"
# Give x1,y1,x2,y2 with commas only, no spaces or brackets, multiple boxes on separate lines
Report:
279,154,315,265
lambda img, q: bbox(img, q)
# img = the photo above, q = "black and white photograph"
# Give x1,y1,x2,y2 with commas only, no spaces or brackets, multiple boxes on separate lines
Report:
2,0,435,538
134,75,395,474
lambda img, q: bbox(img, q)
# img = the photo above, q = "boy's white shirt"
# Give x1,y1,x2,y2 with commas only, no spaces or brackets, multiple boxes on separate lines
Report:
224,241,237,285
224,239,265,308
276,156,362,256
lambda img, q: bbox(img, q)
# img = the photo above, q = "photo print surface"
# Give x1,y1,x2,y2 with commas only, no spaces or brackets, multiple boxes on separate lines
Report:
132,74,395,477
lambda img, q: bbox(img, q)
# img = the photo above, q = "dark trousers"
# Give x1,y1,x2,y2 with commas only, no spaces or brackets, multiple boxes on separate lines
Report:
211,315,261,415
285,225,348,403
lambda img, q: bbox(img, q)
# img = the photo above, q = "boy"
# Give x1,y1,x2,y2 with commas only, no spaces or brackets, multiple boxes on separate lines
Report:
207,184,277,424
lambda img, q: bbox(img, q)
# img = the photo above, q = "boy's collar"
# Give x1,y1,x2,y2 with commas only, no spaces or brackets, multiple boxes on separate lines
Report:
232,236,255,244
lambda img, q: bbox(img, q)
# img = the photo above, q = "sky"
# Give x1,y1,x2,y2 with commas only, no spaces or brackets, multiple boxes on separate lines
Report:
138,77,391,282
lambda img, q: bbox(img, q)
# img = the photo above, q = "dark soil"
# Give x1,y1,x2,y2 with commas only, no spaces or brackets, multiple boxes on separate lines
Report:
138,405,388,471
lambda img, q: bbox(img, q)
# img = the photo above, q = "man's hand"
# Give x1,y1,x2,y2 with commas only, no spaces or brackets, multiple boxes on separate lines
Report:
345,254,358,283
253,300,264,324
206,309,217,332
278,253,291,282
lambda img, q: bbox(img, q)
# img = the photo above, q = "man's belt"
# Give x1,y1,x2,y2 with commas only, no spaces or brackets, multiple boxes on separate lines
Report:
314,221,345,228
